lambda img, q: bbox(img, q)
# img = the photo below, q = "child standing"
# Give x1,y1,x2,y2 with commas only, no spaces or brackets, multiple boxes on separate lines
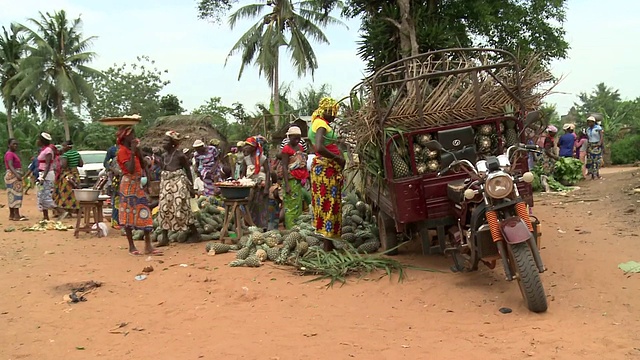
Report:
267,173,282,231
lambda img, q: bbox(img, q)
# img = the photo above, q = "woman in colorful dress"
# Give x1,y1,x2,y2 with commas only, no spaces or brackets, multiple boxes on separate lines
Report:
36,132,60,220
193,140,223,197
55,141,83,216
116,126,162,256
157,131,199,246
308,97,346,251
279,126,309,228
242,136,270,228
4,138,27,221
536,125,559,175
586,116,604,180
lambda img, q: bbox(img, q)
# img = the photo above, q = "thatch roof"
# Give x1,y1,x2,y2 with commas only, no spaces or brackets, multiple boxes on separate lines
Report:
140,115,228,151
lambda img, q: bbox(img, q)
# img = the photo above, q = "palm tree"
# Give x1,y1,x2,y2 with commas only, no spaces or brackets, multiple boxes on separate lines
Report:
0,24,26,138
226,0,344,129
12,10,101,141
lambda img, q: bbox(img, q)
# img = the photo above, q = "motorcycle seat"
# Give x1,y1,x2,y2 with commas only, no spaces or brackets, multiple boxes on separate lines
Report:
447,179,467,203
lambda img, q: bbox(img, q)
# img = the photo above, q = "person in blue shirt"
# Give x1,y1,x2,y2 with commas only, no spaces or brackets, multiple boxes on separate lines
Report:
585,116,604,180
557,123,576,158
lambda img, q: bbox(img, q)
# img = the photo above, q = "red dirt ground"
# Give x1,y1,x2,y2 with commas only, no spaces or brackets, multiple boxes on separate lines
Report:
1,166,639,360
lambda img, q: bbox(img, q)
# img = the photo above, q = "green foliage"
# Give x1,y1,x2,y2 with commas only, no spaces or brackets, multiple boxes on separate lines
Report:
531,165,569,192
192,97,233,137
88,55,170,127
0,24,29,138
12,10,101,140
610,135,640,165
552,157,583,186
322,0,570,72
159,94,185,116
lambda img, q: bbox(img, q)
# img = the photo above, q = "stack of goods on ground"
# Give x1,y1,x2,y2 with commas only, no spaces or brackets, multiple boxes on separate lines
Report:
204,192,382,268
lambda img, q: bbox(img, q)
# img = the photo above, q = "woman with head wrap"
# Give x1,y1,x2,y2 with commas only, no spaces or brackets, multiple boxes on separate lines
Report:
116,126,162,256
35,132,61,220
308,97,345,250
54,140,83,216
558,123,577,158
156,131,199,246
279,126,309,228
536,125,559,175
193,140,223,197
241,136,270,228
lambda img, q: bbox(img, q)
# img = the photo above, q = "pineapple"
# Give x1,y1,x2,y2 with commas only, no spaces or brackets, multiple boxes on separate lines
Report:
283,232,302,250
390,147,411,178
250,232,265,245
305,236,320,247
332,239,348,250
255,249,267,262
265,235,278,248
229,256,262,267
478,124,494,136
266,247,280,261
247,226,261,233
236,246,251,260
205,242,231,254
243,256,262,267
357,240,381,254
294,241,309,257
505,120,518,147
417,163,428,174
477,136,492,152
426,160,440,173
415,133,432,146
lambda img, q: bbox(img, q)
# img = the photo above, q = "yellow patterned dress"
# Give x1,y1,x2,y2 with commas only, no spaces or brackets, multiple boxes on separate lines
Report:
308,118,344,239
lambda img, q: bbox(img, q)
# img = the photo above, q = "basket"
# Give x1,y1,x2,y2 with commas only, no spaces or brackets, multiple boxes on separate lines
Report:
74,189,101,202
98,117,141,127
218,185,252,200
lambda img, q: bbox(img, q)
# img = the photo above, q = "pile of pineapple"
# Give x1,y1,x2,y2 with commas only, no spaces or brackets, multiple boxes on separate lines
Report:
206,192,382,268
474,120,519,159
387,120,521,180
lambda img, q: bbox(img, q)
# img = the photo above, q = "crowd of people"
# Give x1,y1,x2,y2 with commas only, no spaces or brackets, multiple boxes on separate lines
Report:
531,115,604,181
94,96,348,255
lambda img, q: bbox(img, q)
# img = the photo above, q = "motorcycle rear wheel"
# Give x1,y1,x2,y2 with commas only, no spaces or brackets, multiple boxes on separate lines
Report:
510,242,548,313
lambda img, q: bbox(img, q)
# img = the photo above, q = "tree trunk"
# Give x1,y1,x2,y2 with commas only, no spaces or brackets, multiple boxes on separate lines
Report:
5,104,14,138
396,0,420,100
272,47,281,131
57,92,70,141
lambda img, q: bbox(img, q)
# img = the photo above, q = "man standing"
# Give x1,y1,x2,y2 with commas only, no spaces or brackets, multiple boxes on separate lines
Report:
586,116,604,180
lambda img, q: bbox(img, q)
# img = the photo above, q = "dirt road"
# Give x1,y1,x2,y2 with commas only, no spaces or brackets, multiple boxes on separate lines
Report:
1,167,639,360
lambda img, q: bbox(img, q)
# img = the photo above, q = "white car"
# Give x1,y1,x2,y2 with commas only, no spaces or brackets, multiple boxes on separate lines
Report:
78,150,107,188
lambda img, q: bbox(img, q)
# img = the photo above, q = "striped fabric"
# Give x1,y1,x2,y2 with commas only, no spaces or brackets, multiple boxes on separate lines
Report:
279,138,309,152
63,149,82,168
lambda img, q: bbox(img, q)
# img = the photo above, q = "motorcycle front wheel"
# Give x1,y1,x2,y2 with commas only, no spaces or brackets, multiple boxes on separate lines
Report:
510,242,548,313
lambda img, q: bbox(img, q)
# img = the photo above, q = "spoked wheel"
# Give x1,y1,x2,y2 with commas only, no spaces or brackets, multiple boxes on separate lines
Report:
377,210,399,255
509,243,548,313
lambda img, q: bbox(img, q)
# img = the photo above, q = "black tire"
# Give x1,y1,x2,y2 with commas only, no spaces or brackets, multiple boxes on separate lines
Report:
378,210,399,255
510,242,548,313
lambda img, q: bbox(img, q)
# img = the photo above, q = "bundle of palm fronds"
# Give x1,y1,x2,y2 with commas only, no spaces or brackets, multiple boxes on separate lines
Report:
295,245,439,287
342,50,558,155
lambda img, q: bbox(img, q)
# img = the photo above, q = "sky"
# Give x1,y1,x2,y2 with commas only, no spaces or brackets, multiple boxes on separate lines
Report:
0,0,639,117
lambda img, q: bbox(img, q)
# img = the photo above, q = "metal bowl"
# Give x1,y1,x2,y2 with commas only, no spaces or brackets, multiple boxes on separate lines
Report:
74,189,101,202
218,185,252,200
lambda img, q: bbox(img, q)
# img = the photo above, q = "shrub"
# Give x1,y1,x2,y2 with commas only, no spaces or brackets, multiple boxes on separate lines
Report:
610,135,640,165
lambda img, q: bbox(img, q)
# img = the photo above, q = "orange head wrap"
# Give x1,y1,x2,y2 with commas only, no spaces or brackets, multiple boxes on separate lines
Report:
245,136,263,175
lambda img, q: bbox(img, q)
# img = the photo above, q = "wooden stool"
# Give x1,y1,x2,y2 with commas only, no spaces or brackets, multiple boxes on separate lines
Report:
75,200,105,238
219,199,255,243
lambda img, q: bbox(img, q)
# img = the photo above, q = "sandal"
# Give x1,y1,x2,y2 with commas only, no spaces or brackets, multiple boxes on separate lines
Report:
16,216,28,221
128,250,143,256
145,249,164,256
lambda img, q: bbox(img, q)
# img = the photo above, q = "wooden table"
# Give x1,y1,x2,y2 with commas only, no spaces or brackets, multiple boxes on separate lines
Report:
74,200,105,238
219,198,255,243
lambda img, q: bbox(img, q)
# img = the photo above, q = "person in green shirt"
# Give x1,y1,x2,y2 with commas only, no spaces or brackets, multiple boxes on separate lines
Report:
54,141,84,214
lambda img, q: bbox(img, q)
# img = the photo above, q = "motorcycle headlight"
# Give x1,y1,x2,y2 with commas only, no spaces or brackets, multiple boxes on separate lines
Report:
485,173,514,199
